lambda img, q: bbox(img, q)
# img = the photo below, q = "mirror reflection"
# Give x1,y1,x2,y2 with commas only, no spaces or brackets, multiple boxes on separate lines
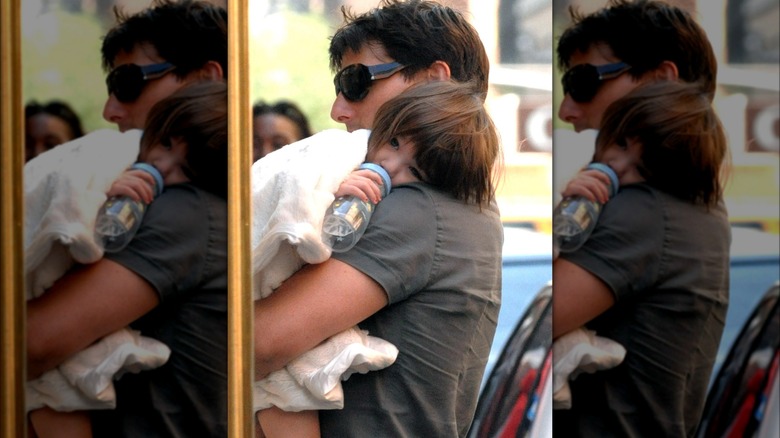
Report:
248,0,552,436
22,1,231,437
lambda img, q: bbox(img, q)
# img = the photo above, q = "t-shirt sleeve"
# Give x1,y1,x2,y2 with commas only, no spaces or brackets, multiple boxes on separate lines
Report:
332,185,438,304
104,185,213,302
560,185,665,301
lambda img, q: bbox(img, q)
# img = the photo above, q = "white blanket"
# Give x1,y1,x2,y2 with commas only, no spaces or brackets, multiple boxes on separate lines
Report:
552,327,626,410
24,129,171,412
252,129,399,412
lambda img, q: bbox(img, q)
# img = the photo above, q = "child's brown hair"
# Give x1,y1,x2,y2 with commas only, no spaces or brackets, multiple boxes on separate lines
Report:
595,81,729,207
368,80,501,207
141,81,228,198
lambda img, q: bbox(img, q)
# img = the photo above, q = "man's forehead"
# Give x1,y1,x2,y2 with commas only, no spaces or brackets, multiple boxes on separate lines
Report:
568,42,619,65
341,42,390,64
111,42,163,67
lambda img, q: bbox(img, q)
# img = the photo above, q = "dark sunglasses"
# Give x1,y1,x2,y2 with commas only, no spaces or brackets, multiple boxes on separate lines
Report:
106,62,176,103
334,61,407,102
562,62,631,103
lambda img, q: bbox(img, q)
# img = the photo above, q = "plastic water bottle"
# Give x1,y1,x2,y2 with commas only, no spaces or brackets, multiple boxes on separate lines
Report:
95,162,164,253
553,162,619,254
322,163,392,253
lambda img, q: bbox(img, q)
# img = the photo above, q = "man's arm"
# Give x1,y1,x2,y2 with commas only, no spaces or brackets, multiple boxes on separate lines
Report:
254,258,388,380
26,259,159,379
552,258,615,339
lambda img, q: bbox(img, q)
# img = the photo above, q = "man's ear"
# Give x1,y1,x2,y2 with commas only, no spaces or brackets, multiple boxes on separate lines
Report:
427,61,451,81
199,60,224,81
654,60,679,81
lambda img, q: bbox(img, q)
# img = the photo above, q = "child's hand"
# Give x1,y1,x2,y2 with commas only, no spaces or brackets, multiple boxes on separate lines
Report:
335,168,386,204
561,167,613,204
106,168,157,204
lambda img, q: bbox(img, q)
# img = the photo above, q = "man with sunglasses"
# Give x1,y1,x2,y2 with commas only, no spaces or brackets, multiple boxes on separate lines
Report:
101,0,227,133
26,1,229,437
556,0,716,133
552,1,726,437
328,0,489,133
254,1,497,437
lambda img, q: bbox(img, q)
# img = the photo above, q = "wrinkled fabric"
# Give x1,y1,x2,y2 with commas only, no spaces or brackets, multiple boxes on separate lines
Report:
251,129,398,412
552,327,626,409
24,130,170,412
251,129,369,301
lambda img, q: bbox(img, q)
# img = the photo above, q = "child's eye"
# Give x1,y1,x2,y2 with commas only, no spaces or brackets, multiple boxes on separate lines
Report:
409,166,424,181
389,138,400,149
616,138,628,150
161,138,173,150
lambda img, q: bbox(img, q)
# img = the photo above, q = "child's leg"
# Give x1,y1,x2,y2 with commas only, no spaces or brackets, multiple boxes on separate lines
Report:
256,407,320,438
28,407,92,438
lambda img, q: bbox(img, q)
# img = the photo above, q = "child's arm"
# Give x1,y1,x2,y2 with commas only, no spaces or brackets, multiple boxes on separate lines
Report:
106,168,158,204
561,167,614,205
257,408,319,438
334,167,386,204
29,407,92,438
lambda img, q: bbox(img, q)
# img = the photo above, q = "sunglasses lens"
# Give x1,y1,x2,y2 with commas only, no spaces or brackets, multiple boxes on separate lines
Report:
334,65,371,102
563,64,600,103
106,65,145,103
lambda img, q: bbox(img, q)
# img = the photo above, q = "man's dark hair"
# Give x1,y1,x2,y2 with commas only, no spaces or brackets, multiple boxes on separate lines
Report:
329,0,489,100
557,0,717,99
101,0,228,80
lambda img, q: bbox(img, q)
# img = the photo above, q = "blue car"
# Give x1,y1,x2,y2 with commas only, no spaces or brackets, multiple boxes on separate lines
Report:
483,226,553,383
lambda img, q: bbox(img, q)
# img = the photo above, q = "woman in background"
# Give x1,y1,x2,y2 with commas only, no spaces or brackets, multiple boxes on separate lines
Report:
252,99,312,161
25,100,85,162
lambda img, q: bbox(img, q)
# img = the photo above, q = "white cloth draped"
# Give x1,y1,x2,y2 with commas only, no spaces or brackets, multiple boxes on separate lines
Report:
251,129,399,412
24,129,170,412
552,327,626,410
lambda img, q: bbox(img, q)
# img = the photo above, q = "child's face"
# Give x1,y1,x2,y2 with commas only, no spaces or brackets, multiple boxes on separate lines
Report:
597,137,645,185
139,136,191,186
366,136,425,186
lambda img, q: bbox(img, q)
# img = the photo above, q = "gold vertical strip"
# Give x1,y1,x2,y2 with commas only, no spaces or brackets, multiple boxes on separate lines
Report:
227,0,253,437
0,0,25,437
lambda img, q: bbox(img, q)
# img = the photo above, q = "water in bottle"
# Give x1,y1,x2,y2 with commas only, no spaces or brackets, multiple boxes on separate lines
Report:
322,163,392,253
95,162,164,253
554,162,619,254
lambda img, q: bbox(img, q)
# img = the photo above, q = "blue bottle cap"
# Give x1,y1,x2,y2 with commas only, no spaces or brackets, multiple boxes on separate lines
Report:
131,162,165,198
359,162,392,197
586,162,619,198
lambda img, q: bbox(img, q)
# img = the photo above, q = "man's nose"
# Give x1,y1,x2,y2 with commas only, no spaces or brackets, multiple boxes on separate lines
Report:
558,94,581,125
330,93,353,124
103,95,125,126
